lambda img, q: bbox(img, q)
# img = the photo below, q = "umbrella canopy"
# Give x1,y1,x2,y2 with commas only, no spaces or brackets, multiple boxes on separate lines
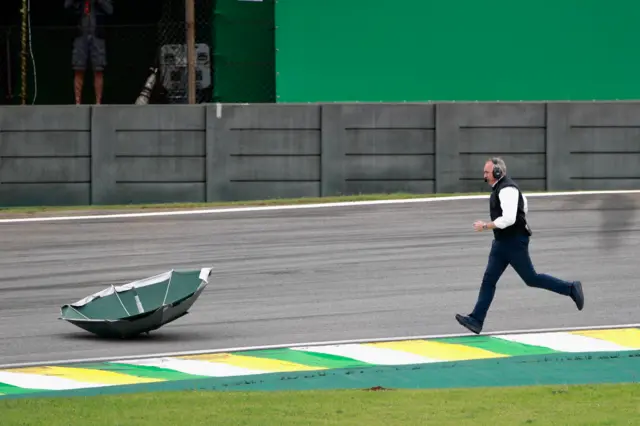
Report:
59,267,212,338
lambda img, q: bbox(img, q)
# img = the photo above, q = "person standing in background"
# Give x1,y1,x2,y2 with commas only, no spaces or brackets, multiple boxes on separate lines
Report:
64,0,113,104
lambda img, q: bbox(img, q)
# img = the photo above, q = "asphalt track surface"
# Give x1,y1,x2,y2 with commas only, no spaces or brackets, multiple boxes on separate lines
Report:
0,193,639,365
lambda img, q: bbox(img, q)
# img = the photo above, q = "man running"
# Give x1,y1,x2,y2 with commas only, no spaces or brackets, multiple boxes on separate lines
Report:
455,157,585,334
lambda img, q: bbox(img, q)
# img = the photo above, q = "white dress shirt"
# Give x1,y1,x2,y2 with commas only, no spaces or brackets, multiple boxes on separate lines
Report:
493,185,528,229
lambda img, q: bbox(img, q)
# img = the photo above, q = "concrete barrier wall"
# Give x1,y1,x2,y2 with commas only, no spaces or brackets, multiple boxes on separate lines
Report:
0,106,91,206
91,105,207,205
0,102,639,206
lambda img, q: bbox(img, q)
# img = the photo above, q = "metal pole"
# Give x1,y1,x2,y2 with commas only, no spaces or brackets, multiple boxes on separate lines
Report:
20,0,27,105
185,0,196,104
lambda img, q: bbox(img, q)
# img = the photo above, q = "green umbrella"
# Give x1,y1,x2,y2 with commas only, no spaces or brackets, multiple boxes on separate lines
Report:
59,267,212,338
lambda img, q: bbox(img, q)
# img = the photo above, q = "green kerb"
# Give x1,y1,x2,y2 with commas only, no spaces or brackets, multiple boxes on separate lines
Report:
0,383,42,396
233,348,372,369
432,336,561,356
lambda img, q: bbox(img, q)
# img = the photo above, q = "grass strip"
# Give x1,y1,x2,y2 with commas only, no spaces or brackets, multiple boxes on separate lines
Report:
0,191,501,215
1,383,639,425
0,188,609,217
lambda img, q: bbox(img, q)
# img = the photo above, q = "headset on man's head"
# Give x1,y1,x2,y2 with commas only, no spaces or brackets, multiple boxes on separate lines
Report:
491,157,504,180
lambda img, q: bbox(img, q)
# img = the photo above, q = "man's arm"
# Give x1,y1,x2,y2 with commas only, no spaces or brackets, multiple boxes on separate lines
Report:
482,187,519,230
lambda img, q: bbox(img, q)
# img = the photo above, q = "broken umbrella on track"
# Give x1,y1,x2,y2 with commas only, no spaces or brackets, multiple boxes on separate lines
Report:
59,267,212,338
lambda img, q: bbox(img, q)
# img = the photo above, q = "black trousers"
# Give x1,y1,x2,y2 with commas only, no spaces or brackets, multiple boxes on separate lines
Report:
470,234,574,324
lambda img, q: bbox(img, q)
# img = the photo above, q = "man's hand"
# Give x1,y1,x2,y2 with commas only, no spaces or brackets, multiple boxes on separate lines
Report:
473,221,486,232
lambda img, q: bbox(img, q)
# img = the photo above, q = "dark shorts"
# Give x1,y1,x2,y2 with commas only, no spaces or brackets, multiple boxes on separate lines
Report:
72,35,106,71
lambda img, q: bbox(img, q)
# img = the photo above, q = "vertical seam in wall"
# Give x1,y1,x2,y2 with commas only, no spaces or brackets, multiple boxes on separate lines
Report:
432,104,436,193
0,112,3,190
204,103,208,202
89,105,93,204
544,102,548,191
319,104,323,197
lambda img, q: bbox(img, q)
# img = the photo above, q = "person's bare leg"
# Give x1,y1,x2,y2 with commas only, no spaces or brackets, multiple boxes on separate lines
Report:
74,70,84,104
94,71,103,104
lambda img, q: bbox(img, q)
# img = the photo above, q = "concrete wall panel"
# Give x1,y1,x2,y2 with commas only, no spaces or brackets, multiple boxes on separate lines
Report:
572,153,640,179
439,103,547,193
211,104,321,201
2,102,640,208
346,129,435,154
565,102,640,126
114,183,205,205
106,105,206,130
548,102,640,190
452,102,545,127
228,182,320,201
0,184,90,206
233,130,320,155
344,180,435,195
320,104,347,196
0,105,91,206
345,156,434,180
458,128,545,154
0,158,90,183
0,105,91,130
568,128,640,152
116,158,206,182
338,103,435,128
92,105,206,205
0,133,90,156
115,131,205,157
335,104,435,195
223,103,321,129
229,156,320,181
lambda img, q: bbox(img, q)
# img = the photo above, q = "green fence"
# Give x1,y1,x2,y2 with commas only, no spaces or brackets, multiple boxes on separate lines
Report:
275,0,640,103
212,0,275,103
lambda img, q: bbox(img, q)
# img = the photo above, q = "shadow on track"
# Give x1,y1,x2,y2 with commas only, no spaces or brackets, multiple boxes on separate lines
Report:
56,329,212,343
558,193,640,251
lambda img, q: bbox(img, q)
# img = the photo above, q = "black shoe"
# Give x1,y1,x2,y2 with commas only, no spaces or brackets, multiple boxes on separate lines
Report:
455,314,483,334
570,281,584,311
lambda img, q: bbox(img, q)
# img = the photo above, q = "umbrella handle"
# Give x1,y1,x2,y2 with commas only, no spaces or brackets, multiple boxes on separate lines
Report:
131,289,145,314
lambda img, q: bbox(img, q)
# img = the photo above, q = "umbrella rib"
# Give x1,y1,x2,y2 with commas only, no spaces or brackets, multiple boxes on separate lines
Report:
162,270,174,305
69,306,90,319
113,286,131,317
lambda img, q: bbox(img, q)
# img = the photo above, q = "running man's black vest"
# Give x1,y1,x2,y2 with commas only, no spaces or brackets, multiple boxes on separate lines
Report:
489,176,529,240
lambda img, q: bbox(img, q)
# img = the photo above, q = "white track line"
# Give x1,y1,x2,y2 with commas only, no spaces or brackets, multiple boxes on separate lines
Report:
1,322,638,370
0,189,639,224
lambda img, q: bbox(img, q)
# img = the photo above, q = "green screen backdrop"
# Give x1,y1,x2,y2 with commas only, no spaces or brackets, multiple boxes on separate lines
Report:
275,0,640,102
213,0,275,103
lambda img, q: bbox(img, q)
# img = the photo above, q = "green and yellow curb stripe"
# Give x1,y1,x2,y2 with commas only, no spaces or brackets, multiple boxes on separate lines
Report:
72,362,209,381
1,326,639,398
230,348,371,369
177,353,325,372
429,335,561,356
